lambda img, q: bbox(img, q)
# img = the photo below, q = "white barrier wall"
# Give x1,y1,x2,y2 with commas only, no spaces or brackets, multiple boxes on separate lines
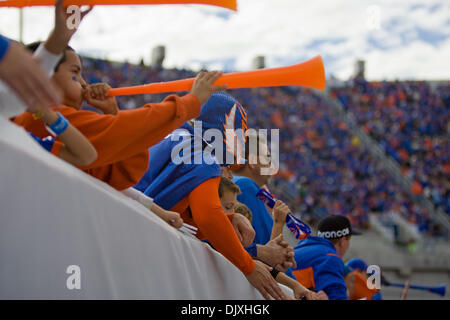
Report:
0,117,292,299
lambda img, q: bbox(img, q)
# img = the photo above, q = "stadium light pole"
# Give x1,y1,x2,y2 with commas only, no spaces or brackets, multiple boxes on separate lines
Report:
19,8,23,43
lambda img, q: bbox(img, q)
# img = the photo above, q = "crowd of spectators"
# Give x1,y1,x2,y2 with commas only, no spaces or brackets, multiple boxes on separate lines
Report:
331,77,449,218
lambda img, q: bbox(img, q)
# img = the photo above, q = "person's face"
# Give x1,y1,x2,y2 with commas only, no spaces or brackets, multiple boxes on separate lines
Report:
220,190,237,214
52,50,87,109
336,236,351,257
248,141,273,185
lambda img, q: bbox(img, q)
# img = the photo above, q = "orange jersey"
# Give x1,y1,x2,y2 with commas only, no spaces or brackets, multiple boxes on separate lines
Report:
13,93,201,190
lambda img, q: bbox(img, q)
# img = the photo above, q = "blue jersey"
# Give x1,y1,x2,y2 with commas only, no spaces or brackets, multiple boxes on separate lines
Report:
292,236,348,300
233,175,274,246
134,123,222,210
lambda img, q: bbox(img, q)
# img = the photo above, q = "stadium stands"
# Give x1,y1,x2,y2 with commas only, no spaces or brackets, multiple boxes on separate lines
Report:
331,78,449,217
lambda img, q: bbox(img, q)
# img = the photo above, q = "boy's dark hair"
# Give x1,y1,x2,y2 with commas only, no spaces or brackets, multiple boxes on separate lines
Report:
234,202,252,223
26,41,76,72
218,177,241,198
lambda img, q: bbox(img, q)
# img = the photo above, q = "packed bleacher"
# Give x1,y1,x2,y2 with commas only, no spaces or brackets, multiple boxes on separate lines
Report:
331,78,449,218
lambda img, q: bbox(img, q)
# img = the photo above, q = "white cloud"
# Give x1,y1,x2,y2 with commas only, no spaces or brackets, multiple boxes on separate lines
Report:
0,0,449,80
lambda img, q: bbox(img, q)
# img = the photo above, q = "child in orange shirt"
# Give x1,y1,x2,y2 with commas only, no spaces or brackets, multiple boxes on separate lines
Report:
13,36,226,190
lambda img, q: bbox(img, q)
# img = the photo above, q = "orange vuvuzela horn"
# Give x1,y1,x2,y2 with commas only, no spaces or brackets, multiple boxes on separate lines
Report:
108,55,326,97
0,0,237,11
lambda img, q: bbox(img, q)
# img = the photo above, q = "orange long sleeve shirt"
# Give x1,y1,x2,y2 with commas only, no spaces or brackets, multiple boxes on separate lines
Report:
171,177,255,275
13,93,201,190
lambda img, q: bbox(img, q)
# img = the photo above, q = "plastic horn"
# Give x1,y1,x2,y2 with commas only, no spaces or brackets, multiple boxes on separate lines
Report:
0,0,237,11
385,282,446,297
108,55,326,97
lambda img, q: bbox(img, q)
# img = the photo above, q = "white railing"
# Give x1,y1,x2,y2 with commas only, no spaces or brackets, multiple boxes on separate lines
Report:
0,117,292,299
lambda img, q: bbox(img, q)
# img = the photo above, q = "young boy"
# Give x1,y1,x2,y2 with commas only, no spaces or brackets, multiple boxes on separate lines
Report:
219,176,241,214
13,29,226,191
29,35,181,226
218,177,318,300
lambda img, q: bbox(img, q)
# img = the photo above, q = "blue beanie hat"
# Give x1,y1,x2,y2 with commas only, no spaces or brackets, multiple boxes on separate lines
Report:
195,92,248,165
196,92,247,132
346,258,369,272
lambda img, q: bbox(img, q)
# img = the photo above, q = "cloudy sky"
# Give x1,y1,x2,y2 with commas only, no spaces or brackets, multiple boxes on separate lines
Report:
0,0,449,80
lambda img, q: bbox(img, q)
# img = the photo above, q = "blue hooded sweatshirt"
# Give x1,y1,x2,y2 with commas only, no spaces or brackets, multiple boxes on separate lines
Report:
291,236,348,300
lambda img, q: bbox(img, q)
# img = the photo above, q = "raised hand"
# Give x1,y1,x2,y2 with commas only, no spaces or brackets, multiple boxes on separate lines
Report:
272,200,290,224
190,71,228,105
45,0,93,55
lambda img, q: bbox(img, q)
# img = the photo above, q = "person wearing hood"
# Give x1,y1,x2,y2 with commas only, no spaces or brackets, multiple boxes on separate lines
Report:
291,214,362,300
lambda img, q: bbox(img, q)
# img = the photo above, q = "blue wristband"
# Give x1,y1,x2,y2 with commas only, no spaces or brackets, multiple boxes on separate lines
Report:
0,35,11,61
46,113,69,136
